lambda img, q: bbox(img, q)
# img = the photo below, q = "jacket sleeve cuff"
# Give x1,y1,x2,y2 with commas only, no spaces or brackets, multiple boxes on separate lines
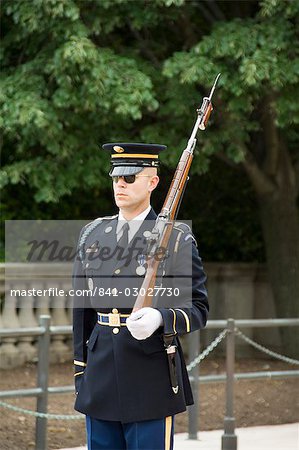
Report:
158,307,191,335
158,308,178,335
74,360,86,393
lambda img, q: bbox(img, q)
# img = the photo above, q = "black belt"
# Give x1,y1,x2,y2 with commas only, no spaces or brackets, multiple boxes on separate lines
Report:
97,312,130,327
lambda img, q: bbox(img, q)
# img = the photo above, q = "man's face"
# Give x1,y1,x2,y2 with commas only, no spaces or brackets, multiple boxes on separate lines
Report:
112,167,159,211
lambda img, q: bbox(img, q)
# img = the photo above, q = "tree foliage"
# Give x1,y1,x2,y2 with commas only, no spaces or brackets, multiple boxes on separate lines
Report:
163,1,299,175
1,0,161,202
1,0,298,266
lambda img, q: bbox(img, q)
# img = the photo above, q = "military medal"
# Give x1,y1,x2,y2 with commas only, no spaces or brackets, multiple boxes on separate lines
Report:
136,254,146,276
136,266,146,276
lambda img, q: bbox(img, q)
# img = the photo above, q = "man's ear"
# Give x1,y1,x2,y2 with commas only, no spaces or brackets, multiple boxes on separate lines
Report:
149,175,159,192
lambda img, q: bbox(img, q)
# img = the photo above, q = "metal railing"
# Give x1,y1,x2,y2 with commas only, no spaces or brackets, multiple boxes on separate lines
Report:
0,317,299,450
0,316,75,450
187,318,299,450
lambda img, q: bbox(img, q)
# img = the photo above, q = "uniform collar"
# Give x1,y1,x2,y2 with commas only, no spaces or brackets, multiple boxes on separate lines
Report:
118,204,152,224
117,205,152,240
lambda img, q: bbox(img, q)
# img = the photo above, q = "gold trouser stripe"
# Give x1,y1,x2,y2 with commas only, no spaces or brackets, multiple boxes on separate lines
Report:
74,371,84,377
74,360,87,367
175,308,191,333
165,416,172,450
111,153,158,159
169,308,177,334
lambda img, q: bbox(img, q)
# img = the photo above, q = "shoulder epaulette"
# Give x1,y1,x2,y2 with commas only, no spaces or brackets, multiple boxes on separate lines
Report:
173,221,198,247
78,214,118,260
173,221,191,233
101,214,118,220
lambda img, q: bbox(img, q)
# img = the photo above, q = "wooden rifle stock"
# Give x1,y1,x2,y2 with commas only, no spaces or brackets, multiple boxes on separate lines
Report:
132,74,221,312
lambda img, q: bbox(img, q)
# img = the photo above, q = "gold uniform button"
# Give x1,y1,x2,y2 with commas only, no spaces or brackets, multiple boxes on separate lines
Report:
113,328,119,334
114,269,121,274
112,308,118,314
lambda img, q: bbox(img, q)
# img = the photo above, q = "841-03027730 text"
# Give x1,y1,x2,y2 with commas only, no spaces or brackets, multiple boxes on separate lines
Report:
9,287,181,298
92,287,180,297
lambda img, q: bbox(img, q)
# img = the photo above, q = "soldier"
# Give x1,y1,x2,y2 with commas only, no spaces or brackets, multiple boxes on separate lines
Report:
72,143,209,450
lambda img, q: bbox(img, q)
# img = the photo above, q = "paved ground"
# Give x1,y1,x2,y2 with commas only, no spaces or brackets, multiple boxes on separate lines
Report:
59,422,299,450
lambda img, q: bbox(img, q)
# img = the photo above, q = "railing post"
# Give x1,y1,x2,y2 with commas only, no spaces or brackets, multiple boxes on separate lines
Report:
222,318,237,450
188,329,200,439
36,315,51,450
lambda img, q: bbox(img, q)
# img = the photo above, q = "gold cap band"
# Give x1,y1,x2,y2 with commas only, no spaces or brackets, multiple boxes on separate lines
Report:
111,153,159,159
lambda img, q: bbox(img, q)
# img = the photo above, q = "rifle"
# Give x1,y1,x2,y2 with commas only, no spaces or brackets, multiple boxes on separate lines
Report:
133,74,221,312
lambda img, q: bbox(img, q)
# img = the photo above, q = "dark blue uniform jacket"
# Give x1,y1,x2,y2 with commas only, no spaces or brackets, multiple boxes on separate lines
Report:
73,208,208,423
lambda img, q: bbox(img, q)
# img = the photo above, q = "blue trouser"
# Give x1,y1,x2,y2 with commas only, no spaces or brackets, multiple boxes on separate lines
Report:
86,415,174,450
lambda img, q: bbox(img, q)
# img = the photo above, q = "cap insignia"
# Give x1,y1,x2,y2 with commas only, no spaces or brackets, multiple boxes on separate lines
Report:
113,145,125,153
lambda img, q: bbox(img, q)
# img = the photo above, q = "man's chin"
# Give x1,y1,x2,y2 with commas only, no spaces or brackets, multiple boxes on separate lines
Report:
115,197,130,207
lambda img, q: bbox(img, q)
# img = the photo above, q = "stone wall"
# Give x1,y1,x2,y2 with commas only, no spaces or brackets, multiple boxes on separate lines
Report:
0,262,280,368
202,262,281,356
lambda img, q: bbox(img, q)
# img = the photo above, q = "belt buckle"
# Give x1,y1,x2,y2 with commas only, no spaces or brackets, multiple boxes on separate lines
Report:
108,313,121,327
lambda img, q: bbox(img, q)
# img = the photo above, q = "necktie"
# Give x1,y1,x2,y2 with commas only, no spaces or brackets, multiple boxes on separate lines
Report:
118,222,129,249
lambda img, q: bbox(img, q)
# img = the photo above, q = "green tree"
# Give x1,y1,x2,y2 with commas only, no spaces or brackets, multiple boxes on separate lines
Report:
1,0,298,352
162,0,299,353
0,0,162,203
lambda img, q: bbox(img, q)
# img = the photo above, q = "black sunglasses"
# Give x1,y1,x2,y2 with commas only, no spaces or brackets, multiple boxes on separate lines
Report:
112,175,152,184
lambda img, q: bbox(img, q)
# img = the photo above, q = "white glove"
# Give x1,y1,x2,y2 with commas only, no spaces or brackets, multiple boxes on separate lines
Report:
126,307,163,340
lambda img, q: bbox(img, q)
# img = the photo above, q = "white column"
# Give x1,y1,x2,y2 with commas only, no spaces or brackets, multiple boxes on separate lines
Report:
50,279,72,363
17,281,38,363
1,286,26,368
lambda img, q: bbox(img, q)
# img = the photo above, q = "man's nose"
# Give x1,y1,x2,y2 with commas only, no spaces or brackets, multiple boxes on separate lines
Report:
116,176,126,187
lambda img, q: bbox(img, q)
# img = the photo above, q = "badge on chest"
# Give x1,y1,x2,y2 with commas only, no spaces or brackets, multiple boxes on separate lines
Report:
136,254,147,276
